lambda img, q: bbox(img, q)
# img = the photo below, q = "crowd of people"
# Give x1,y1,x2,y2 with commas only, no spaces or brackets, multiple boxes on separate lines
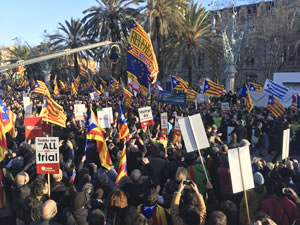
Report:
1,86,300,225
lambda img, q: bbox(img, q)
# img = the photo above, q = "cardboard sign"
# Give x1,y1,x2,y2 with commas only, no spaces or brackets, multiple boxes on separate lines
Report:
102,107,113,124
90,92,99,101
97,110,111,129
35,137,59,174
178,114,209,152
74,104,86,121
227,126,235,144
282,128,290,160
160,112,168,136
174,116,182,136
138,106,154,127
23,97,32,118
228,146,254,194
221,102,230,113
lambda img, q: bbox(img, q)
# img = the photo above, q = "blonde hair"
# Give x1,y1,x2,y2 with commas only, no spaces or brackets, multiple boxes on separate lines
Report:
175,167,190,182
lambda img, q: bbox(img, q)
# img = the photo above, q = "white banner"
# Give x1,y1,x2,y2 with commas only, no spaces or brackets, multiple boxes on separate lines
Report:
74,104,86,121
23,97,32,118
282,128,290,160
97,110,111,129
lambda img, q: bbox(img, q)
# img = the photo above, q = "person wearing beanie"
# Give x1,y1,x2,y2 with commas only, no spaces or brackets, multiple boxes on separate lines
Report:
61,192,89,225
239,172,267,225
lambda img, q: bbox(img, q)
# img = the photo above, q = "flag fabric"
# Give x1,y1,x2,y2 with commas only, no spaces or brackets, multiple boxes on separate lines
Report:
59,80,69,91
127,76,140,95
115,141,127,185
263,79,289,100
291,94,300,109
100,78,107,86
122,88,133,106
18,66,26,76
0,112,8,163
127,21,158,96
248,82,263,92
109,77,119,92
89,85,101,96
71,78,78,96
203,79,224,97
32,80,50,96
186,89,198,101
267,95,285,117
53,76,60,97
147,84,151,103
40,96,66,128
170,75,188,91
241,84,254,112
69,168,76,185
0,98,16,135
118,104,129,140
87,108,112,170
99,84,105,93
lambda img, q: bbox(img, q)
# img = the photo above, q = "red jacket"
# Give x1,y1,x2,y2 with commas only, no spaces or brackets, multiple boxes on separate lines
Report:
261,196,299,225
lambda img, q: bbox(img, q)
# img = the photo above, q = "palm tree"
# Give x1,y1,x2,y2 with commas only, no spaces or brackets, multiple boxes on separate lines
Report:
145,0,188,81
49,18,90,77
164,1,219,84
82,0,143,77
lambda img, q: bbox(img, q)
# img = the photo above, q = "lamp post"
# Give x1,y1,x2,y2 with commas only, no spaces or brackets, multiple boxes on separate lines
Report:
217,6,246,93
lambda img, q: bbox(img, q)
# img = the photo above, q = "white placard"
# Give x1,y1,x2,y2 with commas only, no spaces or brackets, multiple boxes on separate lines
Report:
23,97,32,118
174,116,181,130
90,92,99,101
138,106,154,127
221,102,230,112
102,107,113,124
178,114,210,152
97,110,111,129
161,113,168,129
104,92,109,99
282,128,290,160
228,146,254,194
22,91,26,97
35,137,59,174
74,104,86,121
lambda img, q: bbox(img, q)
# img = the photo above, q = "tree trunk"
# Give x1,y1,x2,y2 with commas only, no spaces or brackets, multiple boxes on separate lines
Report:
187,51,192,85
74,53,80,77
156,17,164,82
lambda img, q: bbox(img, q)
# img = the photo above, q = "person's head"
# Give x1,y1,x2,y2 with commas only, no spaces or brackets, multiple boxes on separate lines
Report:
52,169,63,182
257,122,263,128
207,211,227,225
41,200,57,220
71,192,87,210
219,200,237,225
87,209,105,225
253,172,264,186
179,189,202,224
239,139,250,147
130,169,142,183
106,189,128,209
143,188,157,206
15,171,29,188
175,167,190,183
31,178,48,197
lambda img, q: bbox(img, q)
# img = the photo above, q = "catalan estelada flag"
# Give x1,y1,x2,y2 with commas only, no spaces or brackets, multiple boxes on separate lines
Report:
40,96,66,128
71,78,78,96
203,79,224,97
59,80,69,91
100,78,107,86
0,98,16,136
87,108,112,170
89,85,101,96
109,77,119,92
127,21,158,96
292,94,298,109
118,104,129,140
186,89,198,101
32,80,50,96
248,82,263,92
0,111,8,163
115,141,127,185
267,95,285,117
99,84,105,93
122,88,133,106
170,75,188,91
53,76,59,97
241,83,253,112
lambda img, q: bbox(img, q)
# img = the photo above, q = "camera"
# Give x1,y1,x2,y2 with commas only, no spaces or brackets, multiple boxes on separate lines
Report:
282,188,290,195
183,180,193,185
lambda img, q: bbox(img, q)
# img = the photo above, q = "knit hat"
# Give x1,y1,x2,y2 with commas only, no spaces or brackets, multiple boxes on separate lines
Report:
71,192,87,210
253,172,264,185
212,124,218,130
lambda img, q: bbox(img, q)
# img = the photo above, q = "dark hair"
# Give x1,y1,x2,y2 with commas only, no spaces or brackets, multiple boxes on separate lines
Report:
207,211,227,225
219,200,238,225
143,188,157,206
87,209,105,225
179,189,201,224
31,178,47,197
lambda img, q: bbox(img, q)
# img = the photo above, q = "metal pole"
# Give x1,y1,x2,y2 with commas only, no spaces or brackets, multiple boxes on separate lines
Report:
0,41,116,72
